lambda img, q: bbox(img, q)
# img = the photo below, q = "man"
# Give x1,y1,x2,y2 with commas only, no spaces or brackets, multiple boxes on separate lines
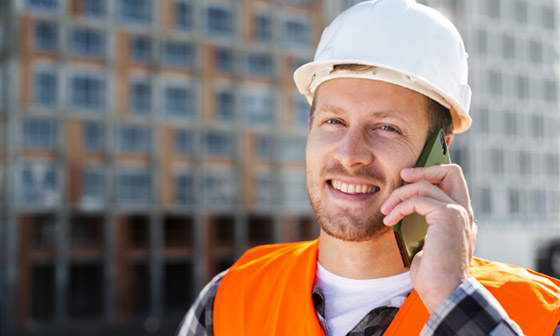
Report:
178,0,560,335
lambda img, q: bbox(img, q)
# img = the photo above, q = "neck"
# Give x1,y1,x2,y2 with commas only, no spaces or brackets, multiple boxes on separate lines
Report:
318,229,407,279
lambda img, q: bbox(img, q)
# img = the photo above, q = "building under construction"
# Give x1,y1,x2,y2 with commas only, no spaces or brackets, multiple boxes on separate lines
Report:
0,0,338,334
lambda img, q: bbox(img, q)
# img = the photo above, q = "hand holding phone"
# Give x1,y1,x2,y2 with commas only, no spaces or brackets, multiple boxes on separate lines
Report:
392,128,451,268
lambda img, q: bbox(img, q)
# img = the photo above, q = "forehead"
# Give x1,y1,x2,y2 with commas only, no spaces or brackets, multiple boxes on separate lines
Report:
313,78,430,123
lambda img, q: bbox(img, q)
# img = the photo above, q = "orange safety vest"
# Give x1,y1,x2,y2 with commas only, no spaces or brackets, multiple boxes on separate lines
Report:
214,239,560,335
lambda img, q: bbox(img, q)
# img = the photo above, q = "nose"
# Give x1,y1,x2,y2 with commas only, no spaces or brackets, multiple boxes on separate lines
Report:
332,126,374,169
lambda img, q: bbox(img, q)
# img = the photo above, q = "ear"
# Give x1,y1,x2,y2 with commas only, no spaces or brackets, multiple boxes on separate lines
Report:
445,134,453,147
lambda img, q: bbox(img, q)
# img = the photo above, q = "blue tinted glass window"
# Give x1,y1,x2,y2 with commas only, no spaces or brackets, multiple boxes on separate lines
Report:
175,130,193,155
246,54,274,77
163,42,195,68
70,28,105,57
118,126,151,153
24,119,57,149
176,173,194,204
131,82,151,115
20,163,58,205
204,132,235,157
84,122,104,151
83,0,105,17
27,0,58,11
255,14,272,42
283,19,311,46
131,37,151,63
216,49,234,73
35,22,57,52
83,167,104,201
70,75,105,111
176,1,193,30
119,0,152,24
206,6,234,36
164,85,195,118
35,70,57,107
116,170,151,204
216,90,234,121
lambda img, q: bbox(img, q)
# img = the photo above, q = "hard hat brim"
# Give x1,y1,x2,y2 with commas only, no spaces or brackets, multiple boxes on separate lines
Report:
293,60,472,134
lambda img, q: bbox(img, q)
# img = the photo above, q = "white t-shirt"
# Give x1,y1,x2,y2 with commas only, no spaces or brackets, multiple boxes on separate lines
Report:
314,262,413,336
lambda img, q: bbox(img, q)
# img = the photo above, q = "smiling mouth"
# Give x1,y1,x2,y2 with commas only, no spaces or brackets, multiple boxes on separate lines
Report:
328,180,380,195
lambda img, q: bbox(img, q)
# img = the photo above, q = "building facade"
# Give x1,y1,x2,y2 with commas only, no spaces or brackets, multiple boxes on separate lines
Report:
0,0,324,334
420,0,560,267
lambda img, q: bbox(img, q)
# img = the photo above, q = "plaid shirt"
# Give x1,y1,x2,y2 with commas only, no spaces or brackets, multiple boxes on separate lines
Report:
177,272,560,336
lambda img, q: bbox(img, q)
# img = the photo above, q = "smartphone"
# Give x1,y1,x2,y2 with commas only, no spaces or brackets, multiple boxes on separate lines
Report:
392,128,451,268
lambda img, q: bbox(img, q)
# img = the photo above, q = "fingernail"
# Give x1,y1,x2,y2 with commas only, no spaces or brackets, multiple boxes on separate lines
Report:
402,168,414,174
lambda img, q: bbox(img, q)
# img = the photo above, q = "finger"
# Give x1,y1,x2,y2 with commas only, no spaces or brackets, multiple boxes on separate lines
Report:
382,195,449,226
381,179,454,215
401,164,471,207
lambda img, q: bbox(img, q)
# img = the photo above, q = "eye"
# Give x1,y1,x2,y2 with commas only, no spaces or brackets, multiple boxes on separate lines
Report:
379,125,398,133
326,119,344,125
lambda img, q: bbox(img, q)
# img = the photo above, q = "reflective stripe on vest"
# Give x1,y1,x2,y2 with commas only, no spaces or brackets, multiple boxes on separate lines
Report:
214,239,560,335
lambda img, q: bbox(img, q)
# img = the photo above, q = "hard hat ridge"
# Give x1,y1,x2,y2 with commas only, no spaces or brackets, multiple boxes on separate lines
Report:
293,0,472,133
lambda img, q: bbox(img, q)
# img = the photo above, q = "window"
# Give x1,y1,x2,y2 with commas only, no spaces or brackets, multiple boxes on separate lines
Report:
70,74,105,111
27,0,58,11
546,154,559,176
476,30,487,55
244,91,275,125
531,115,543,137
519,151,530,175
119,0,152,24
35,22,57,52
487,0,500,18
176,1,193,30
489,71,502,96
282,173,308,209
255,14,272,42
480,188,492,214
20,163,58,205
175,130,194,155
83,0,105,17
509,189,520,214
516,75,529,100
116,169,151,204
246,54,274,77
257,136,273,159
131,81,151,115
504,112,516,136
515,0,527,23
206,6,234,36
544,80,557,102
491,149,504,174
24,119,57,149
83,167,104,203
283,19,311,46
84,122,104,151
216,90,234,122
215,48,234,73
529,40,542,63
70,28,105,57
163,42,195,68
35,69,57,107
131,37,151,63
542,5,555,29
502,35,514,59
282,138,306,161
175,172,194,204
163,84,195,118
118,126,151,153
204,132,235,157
203,170,237,205
257,173,274,206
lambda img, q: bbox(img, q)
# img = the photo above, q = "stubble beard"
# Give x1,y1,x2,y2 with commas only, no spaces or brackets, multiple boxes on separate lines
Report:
307,164,395,242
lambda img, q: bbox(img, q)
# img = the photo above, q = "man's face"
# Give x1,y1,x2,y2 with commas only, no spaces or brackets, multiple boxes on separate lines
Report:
306,78,431,242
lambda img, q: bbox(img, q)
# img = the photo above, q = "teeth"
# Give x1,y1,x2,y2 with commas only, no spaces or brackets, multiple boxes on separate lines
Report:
331,180,378,194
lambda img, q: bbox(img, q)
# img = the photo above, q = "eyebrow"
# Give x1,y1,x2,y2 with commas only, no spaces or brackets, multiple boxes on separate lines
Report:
314,104,413,126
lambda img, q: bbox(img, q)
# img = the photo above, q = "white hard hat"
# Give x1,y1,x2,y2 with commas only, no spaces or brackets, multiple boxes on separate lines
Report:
293,0,472,133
